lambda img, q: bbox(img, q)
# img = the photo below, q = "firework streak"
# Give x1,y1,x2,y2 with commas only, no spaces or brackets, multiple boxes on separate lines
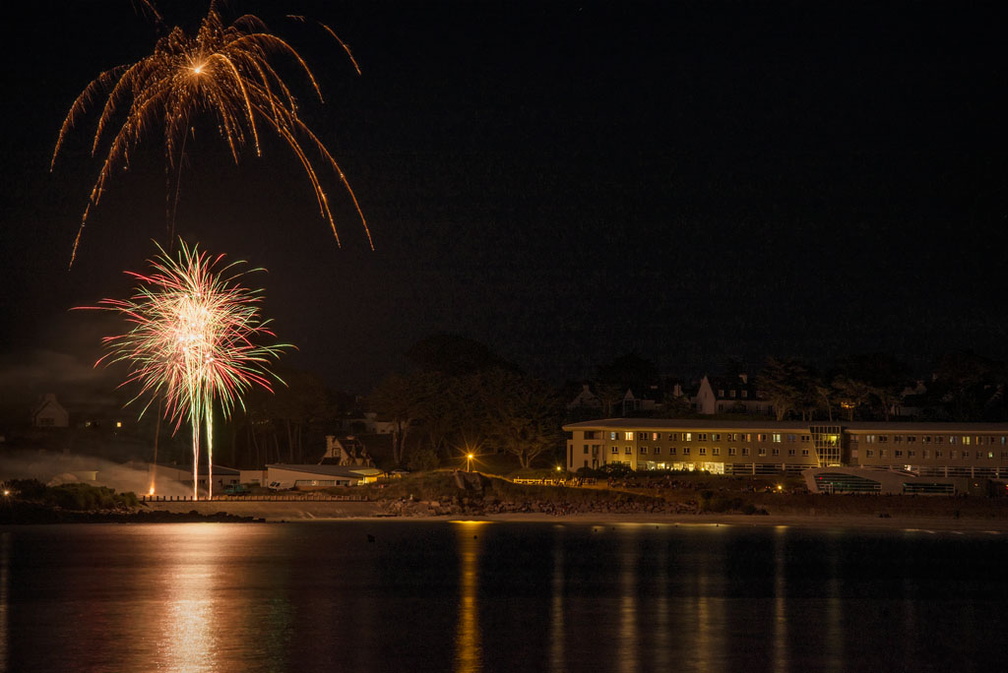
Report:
52,0,371,266
85,241,289,499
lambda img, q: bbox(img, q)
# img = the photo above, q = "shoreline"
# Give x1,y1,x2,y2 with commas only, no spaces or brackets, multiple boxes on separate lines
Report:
140,500,1008,532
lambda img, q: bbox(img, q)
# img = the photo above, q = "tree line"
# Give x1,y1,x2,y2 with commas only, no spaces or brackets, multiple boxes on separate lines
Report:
143,339,1008,471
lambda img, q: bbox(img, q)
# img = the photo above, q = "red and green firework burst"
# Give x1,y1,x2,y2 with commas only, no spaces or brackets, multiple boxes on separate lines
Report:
90,241,289,499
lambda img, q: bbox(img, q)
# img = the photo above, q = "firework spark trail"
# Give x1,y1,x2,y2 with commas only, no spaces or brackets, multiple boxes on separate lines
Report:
84,241,289,499
52,0,372,267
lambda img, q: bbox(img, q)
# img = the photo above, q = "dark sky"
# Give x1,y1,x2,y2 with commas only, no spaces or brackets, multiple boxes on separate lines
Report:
1,0,1006,395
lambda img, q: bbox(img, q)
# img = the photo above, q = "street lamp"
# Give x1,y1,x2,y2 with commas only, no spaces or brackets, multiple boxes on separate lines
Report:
466,453,474,473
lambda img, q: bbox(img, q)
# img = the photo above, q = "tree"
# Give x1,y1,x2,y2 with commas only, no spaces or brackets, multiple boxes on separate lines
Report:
832,376,873,421
757,357,814,421
368,373,428,467
480,370,563,469
406,334,518,377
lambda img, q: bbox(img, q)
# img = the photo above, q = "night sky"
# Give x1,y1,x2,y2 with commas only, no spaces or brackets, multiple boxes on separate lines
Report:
1,0,1006,396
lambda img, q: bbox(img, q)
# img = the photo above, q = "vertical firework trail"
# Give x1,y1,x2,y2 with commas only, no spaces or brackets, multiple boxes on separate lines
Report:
86,241,289,499
51,0,372,266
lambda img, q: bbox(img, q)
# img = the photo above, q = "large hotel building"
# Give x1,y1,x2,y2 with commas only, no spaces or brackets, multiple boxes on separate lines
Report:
563,418,1008,480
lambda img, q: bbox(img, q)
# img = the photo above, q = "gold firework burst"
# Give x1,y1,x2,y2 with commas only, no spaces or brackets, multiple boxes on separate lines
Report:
52,0,372,266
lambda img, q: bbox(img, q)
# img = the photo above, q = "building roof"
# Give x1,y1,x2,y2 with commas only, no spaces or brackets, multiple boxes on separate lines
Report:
563,418,1008,432
266,464,385,478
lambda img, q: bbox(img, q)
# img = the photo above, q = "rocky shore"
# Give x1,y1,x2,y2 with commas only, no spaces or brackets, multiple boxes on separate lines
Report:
0,500,263,524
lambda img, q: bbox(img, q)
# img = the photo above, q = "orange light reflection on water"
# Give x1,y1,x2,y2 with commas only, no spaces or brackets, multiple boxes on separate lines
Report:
453,521,487,673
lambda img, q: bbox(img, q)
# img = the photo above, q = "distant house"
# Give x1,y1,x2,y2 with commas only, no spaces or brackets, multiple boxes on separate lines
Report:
321,435,376,467
32,393,69,428
567,383,602,412
694,375,773,416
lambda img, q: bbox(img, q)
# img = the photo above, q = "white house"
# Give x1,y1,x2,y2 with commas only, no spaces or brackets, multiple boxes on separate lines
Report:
694,375,773,416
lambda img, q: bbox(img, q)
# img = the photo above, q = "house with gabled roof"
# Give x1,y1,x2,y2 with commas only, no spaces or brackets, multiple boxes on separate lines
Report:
32,393,69,428
695,374,773,416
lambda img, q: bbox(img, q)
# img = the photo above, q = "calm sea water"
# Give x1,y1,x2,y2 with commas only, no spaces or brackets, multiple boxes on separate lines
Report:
1,520,1006,672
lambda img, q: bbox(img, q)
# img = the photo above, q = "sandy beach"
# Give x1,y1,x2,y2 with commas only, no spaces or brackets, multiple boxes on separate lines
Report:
143,499,1008,532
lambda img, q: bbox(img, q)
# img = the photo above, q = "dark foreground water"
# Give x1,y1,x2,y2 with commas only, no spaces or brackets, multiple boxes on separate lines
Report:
1,521,1007,672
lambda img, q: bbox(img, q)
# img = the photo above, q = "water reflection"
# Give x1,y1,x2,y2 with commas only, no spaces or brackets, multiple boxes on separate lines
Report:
550,525,565,672
453,522,486,673
617,525,640,673
0,532,8,673
156,526,221,673
824,532,844,673
773,526,789,673
5,522,1007,673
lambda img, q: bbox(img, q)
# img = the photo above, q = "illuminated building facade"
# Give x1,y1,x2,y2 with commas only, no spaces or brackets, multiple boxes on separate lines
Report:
563,419,1008,479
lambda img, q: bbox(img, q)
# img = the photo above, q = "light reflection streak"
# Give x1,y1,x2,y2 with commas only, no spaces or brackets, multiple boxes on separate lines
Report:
652,531,670,671
549,525,565,672
453,522,486,673
0,532,8,673
773,526,789,673
824,534,844,672
618,526,640,673
693,530,726,673
156,526,222,673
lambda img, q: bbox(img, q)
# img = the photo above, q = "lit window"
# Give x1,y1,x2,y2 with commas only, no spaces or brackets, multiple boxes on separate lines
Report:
684,433,693,442
652,432,660,441
772,433,782,443
625,431,634,441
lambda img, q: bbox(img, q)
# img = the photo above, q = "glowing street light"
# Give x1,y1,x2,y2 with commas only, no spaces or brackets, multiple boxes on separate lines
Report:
466,453,475,472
